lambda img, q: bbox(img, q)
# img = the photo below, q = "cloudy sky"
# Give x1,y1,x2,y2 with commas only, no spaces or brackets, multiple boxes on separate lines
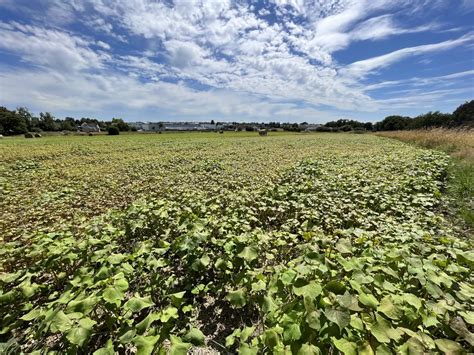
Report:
0,0,473,123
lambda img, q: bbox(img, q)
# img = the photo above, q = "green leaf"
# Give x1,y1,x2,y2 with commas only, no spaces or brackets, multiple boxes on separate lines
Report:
283,324,301,342
377,296,402,320
251,280,266,292
280,269,297,286
136,312,160,333
459,311,474,325
400,337,425,354
332,337,357,355
238,246,258,263
66,296,98,315
67,326,91,347
227,289,246,308
350,315,364,331
434,339,463,354
119,329,137,343
160,306,179,323
200,254,210,266
369,315,403,344
225,329,241,348
103,287,124,306
21,283,39,298
335,238,352,254
92,339,114,355
79,317,96,330
324,309,350,330
49,310,72,333
375,344,391,355
191,255,211,271
264,329,280,348
241,326,255,342
114,277,129,292
449,317,474,346
169,291,186,307
239,343,258,355
133,335,159,355
124,295,154,313
107,253,126,264
402,293,422,310
183,327,205,346
357,341,374,355
306,310,321,330
358,292,379,309
169,335,191,355
297,343,321,354
324,280,346,295
21,308,41,321
0,290,16,304
262,295,277,314
337,292,362,311
293,282,322,299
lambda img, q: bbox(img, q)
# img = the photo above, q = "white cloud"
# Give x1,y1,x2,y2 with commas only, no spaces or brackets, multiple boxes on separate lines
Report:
343,33,474,78
0,0,472,121
0,21,107,71
364,70,474,91
0,66,341,122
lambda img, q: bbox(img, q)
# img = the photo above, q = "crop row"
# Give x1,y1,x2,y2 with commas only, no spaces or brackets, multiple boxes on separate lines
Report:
1,136,472,353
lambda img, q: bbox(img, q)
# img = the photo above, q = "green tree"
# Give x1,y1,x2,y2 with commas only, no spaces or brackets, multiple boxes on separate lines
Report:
39,112,59,131
16,107,37,131
111,118,130,131
452,100,474,126
374,116,410,131
0,107,28,135
61,117,77,131
108,126,120,135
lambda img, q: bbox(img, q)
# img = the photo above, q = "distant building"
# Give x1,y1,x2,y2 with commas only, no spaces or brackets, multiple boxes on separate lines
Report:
303,124,322,132
128,122,162,131
128,121,221,131
79,123,100,133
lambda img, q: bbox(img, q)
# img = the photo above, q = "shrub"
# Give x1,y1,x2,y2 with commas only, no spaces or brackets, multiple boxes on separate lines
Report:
108,126,120,135
315,126,333,132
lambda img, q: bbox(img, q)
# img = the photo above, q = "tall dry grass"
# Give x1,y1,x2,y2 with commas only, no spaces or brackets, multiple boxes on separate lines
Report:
376,128,474,162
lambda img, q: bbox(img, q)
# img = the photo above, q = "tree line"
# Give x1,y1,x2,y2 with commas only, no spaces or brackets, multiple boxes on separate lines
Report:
0,107,132,135
0,100,472,136
373,100,473,131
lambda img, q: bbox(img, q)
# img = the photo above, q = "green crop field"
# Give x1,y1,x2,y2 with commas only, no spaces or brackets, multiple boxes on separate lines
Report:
0,132,472,354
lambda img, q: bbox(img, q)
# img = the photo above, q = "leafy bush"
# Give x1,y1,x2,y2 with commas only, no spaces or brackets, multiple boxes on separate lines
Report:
108,126,120,135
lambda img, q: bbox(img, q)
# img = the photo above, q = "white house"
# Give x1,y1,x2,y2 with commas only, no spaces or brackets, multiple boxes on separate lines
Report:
79,123,100,133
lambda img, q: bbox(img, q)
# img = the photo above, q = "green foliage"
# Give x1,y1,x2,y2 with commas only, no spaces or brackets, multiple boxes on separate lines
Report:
107,126,120,135
0,132,472,353
375,100,474,131
452,100,474,126
0,107,28,135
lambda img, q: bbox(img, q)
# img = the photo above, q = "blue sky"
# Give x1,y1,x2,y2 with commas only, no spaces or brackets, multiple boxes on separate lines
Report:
0,0,473,123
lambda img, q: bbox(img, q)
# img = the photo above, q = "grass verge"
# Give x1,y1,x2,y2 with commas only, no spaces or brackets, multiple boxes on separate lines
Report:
376,128,473,233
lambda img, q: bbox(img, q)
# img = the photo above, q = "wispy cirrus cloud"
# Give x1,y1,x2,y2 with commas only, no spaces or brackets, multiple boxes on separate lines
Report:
342,32,474,78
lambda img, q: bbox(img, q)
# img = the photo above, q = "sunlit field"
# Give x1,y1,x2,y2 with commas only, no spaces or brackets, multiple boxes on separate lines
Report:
1,132,472,354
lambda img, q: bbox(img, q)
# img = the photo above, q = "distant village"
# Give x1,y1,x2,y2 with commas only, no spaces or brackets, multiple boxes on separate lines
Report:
124,121,323,132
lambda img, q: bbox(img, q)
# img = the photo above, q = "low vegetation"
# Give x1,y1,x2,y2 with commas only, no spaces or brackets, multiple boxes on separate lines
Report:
376,128,474,233
375,128,473,161
1,133,473,354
